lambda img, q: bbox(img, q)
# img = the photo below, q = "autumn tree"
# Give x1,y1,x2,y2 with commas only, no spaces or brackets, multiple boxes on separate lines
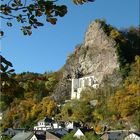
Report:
108,56,140,130
0,0,95,35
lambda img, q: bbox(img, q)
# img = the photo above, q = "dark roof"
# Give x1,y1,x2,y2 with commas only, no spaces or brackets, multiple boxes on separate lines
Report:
2,128,27,136
47,129,68,138
130,131,140,137
80,128,95,134
54,129,68,136
35,130,46,135
101,130,132,140
34,129,68,139
35,134,46,140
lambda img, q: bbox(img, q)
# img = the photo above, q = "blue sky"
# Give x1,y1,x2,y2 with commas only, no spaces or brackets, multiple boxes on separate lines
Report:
1,0,139,74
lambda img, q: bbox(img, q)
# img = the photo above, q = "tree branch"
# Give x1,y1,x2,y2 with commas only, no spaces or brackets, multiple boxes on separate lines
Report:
10,6,28,11
0,15,13,20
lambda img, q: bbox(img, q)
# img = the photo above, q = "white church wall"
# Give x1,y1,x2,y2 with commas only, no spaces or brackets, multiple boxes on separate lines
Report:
71,79,79,99
71,75,99,100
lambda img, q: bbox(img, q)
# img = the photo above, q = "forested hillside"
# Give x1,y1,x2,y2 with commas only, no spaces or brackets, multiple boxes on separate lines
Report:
60,56,140,132
1,20,140,132
1,71,62,128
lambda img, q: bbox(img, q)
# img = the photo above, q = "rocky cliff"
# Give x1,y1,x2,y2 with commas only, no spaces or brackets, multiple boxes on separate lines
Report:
52,20,122,102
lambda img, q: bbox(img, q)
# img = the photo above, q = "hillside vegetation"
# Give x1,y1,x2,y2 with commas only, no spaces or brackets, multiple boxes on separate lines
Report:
1,20,140,132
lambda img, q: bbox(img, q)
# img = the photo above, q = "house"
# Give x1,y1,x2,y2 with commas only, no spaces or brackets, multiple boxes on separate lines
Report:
124,132,140,140
11,131,37,140
71,75,99,99
65,121,81,131
34,117,62,131
73,128,97,139
34,128,68,140
74,129,85,138
101,130,130,140
2,128,27,137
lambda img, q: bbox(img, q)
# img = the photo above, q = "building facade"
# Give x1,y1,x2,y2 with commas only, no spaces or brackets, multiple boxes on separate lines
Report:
71,75,99,99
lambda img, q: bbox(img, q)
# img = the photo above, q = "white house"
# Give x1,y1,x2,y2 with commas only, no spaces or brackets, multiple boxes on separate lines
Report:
71,75,99,99
65,122,78,131
124,132,140,140
34,117,61,131
74,129,85,138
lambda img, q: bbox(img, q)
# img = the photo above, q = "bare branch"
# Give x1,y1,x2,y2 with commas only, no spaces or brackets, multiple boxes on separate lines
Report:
0,15,13,20
10,6,28,11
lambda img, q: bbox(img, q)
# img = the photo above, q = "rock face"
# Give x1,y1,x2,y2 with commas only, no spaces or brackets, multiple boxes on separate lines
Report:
64,21,119,83
52,20,121,102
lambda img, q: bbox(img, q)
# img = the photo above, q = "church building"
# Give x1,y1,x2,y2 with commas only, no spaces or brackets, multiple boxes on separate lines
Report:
71,75,99,99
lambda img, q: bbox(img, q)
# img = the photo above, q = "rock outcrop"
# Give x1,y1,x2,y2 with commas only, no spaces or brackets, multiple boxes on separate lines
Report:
52,20,122,102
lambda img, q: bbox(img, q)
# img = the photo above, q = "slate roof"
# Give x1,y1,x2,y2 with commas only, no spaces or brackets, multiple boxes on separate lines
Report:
101,130,132,140
34,129,68,139
133,132,140,137
11,131,34,140
54,128,68,136
47,128,68,138
35,134,46,140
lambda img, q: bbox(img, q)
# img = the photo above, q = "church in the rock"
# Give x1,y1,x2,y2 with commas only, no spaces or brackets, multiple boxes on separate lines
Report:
71,75,99,99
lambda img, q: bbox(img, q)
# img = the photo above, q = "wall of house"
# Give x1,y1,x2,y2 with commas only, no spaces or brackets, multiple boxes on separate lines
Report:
65,122,75,130
74,129,84,138
34,123,52,131
38,121,45,127
30,135,37,140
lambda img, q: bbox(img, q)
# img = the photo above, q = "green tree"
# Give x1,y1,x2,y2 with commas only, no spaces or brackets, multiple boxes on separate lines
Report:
85,132,100,140
61,131,79,140
61,99,93,123
1,135,11,140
